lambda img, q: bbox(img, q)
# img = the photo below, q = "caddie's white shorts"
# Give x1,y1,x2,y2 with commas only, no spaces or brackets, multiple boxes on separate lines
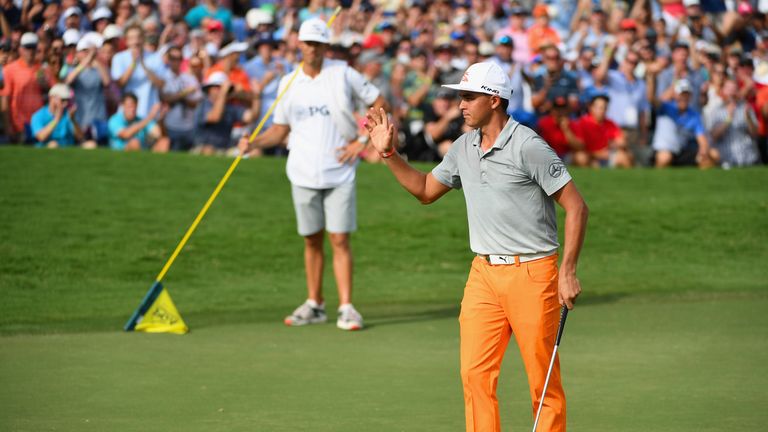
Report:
290,182,356,236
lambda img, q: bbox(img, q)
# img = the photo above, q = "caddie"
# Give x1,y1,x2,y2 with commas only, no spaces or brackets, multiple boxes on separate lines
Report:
239,17,388,331
364,61,589,431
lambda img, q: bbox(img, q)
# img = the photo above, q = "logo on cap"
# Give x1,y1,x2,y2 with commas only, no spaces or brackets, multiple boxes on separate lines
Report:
480,85,499,95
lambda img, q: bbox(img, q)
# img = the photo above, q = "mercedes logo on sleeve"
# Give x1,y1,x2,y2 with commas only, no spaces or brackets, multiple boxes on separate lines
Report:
548,162,565,178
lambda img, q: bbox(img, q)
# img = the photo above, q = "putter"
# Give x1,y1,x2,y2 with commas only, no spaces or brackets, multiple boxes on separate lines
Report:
532,305,569,432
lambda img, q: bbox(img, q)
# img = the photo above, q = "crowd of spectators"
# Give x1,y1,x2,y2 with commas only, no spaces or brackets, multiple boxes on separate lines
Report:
2,0,768,168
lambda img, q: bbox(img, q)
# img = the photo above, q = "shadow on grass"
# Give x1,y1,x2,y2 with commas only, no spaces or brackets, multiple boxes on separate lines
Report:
364,306,461,330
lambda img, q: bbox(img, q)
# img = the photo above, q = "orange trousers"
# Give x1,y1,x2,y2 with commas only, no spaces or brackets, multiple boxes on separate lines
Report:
459,255,566,432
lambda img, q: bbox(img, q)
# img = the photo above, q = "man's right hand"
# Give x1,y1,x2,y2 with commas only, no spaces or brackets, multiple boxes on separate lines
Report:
365,107,395,155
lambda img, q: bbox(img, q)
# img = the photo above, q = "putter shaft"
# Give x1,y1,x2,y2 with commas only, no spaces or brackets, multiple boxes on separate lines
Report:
532,306,569,432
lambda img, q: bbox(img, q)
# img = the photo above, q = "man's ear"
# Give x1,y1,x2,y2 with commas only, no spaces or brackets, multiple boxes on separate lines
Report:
490,95,501,110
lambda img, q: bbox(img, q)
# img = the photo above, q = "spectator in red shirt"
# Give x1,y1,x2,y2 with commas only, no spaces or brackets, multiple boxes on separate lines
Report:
2,32,52,142
537,95,584,160
573,90,632,168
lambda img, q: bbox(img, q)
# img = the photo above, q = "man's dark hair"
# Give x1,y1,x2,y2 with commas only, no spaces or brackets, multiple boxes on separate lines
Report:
499,97,509,112
122,93,138,104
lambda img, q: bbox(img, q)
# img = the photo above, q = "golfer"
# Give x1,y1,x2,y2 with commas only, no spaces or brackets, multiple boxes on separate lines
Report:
239,18,388,331
365,62,588,431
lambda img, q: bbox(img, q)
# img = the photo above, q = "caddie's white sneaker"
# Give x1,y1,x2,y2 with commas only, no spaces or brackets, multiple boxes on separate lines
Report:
284,300,327,326
336,304,364,331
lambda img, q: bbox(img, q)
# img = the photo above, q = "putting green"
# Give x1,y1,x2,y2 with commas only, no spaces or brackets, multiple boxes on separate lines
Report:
2,294,766,431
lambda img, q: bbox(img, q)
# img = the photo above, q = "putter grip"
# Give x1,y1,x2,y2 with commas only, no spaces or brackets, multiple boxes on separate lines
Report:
555,306,569,346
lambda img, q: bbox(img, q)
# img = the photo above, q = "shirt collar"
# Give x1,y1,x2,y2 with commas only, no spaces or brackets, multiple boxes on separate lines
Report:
471,117,516,150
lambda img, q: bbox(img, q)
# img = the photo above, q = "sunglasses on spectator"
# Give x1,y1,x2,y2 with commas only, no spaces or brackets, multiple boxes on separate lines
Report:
168,55,182,61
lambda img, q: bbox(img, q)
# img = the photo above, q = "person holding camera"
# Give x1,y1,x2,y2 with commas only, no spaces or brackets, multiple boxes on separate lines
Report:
30,83,88,148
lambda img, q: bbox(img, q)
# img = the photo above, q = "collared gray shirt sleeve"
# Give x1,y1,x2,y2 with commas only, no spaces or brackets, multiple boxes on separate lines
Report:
431,139,463,189
520,135,572,196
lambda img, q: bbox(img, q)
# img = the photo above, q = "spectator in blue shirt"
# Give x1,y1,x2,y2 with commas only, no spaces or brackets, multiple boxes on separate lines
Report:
647,76,720,168
591,44,651,166
111,25,168,119
244,33,290,130
108,93,168,151
30,84,88,148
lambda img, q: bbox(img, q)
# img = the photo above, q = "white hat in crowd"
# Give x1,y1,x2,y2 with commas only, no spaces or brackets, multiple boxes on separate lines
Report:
674,79,693,95
63,6,82,19
63,29,81,47
442,62,513,100
91,6,113,22
76,39,92,52
102,24,123,40
203,71,228,88
20,32,39,47
246,8,273,29
77,32,104,51
48,83,73,99
298,18,330,44
478,41,495,57
218,41,248,57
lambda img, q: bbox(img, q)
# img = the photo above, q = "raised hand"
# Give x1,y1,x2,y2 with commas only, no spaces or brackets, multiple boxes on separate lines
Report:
364,107,395,155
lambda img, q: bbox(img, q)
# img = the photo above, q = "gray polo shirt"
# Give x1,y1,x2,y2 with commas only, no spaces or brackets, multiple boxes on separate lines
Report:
432,118,572,255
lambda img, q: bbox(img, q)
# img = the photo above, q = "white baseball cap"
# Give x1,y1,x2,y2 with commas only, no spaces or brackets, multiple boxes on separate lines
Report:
442,62,513,100
203,71,228,88
20,32,39,47
76,38,94,51
48,83,73,99
218,41,248,57
63,6,82,19
91,6,113,22
63,29,81,46
246,8,273,29
674,79,693,94
298,18,330,44
79,32,104,50
102,24,123,40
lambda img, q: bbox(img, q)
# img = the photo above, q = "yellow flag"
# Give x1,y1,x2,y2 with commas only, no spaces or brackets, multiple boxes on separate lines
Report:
134,288,189,334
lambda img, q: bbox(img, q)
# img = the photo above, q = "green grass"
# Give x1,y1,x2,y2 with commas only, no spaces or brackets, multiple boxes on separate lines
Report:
1,147,767,431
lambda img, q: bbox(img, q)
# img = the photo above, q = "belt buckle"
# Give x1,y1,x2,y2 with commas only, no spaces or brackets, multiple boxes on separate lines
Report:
489,254,517,265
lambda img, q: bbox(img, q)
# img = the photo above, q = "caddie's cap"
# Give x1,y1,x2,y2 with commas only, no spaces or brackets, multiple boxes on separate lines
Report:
298,17,330,44
442,62,513,100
